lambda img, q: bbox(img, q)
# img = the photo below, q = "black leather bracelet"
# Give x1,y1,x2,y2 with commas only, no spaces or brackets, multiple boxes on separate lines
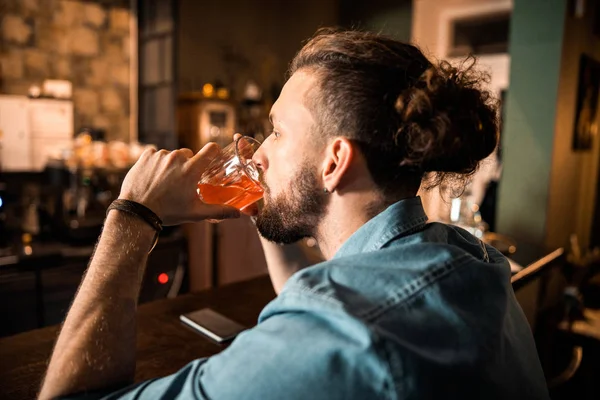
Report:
106,199,163,253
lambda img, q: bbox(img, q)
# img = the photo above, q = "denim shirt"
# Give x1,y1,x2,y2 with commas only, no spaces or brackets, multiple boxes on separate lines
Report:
103,197,549,399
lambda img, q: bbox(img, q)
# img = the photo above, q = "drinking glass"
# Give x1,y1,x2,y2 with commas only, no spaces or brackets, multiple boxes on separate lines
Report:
197,136,263,210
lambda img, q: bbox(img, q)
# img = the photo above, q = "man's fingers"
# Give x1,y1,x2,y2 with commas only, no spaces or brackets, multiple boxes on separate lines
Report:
233,133,242,141
139,147,157,161
240,203,259,216
189,143,221,171
219,205,241,219
192,202,241,221
175,148,194,158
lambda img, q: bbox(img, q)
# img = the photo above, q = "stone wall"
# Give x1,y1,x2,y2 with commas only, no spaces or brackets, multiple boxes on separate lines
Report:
0,0,131,141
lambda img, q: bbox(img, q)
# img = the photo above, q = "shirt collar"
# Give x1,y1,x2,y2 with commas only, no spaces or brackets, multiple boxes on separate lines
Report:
333,196,428,259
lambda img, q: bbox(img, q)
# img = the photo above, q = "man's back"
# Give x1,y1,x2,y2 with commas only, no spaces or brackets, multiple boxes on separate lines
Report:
105,198,548,399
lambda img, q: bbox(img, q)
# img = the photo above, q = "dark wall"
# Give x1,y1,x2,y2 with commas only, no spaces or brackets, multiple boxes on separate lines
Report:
177,0,340,104
340,0,412,41
177,0,413,104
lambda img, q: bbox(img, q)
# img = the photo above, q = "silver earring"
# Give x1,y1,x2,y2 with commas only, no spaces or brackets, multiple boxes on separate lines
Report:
323,188,329,194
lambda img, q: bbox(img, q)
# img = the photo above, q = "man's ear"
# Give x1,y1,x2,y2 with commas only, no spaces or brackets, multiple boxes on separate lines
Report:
321,137,354,192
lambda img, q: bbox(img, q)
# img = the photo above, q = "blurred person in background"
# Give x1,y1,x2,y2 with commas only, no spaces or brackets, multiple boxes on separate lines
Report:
40,29,548,400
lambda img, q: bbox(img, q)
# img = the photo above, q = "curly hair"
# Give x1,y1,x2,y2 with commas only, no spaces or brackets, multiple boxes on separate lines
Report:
289,28,499,198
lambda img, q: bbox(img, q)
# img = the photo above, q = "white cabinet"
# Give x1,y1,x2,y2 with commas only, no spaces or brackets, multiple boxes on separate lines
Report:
28,99,73,171
0,96,31,171
30,137,73,171
0,96,73,171
28,99,74,138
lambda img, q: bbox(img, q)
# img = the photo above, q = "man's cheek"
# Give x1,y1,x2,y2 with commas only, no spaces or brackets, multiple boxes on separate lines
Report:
260,177,271,196
261,173,280,195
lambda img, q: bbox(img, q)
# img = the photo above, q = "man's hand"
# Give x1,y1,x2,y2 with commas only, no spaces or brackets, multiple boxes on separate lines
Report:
119,143,240,225
241,201,260,218
40,143,242,399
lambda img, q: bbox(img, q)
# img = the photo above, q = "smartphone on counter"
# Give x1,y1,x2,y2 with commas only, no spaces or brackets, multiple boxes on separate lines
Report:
180,308,246,343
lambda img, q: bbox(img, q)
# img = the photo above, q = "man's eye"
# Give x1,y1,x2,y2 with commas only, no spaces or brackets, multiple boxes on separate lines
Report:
272,130,281,138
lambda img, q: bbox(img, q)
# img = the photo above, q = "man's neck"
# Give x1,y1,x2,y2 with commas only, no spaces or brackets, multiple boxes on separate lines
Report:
315,194,387,260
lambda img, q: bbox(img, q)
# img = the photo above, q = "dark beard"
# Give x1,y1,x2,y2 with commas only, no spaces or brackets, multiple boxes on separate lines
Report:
256,165,327,244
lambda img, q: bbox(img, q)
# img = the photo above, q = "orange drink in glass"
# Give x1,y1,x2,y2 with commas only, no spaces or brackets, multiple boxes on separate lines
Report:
197,136,263,210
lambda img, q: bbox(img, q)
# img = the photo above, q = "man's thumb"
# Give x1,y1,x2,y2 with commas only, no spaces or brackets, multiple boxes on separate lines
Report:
195,203,241,221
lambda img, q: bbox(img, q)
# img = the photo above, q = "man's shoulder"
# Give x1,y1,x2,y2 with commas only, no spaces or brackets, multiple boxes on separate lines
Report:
277,230,505,315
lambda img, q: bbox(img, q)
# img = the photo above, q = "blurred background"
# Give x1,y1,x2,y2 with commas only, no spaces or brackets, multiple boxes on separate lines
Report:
0,0,600,396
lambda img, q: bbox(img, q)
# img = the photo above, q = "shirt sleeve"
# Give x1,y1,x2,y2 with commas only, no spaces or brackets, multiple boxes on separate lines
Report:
96,310,389,400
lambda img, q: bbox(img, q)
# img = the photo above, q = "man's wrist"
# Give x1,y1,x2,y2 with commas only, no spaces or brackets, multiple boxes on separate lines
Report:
117,194,161,220
108,199,163,233
105,209,157,252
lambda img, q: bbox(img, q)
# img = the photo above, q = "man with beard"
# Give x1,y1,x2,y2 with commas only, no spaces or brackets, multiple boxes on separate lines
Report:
40,29,549,400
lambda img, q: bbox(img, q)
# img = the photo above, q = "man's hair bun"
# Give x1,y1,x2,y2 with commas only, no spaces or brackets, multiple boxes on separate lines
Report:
394,56,499,188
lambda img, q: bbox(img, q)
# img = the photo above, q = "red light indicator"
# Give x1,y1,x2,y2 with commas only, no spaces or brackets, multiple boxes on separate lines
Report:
157,273,169,284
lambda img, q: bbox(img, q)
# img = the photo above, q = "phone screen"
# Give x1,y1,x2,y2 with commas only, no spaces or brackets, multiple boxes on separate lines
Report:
180,308,246,343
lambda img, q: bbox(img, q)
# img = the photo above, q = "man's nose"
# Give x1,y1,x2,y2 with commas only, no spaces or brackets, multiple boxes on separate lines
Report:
252,145,268,172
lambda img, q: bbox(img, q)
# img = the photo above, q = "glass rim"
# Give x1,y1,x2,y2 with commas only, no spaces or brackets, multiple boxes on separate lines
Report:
234,135,263,186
